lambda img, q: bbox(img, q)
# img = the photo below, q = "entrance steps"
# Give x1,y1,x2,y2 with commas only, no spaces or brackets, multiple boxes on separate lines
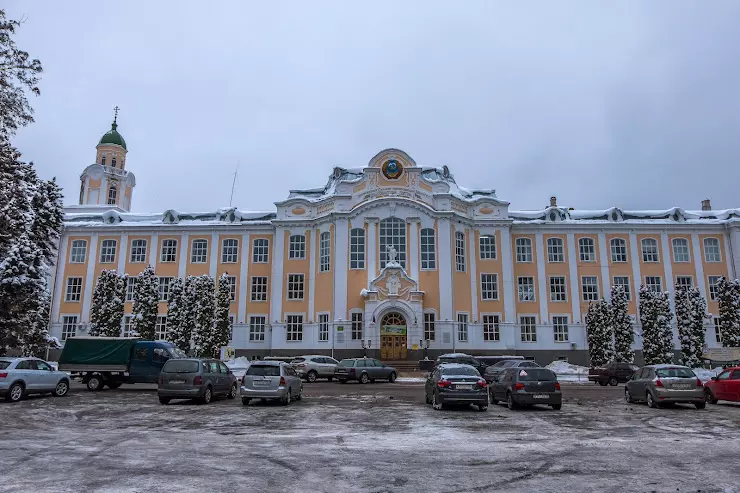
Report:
385,360,420,372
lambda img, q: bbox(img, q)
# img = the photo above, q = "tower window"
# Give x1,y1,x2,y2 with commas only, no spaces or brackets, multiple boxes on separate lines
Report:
112,157,117,168
107,186,117,205
101,156,106,166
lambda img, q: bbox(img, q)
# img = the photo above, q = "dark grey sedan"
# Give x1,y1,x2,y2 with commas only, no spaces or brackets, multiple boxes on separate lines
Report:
489,367,562,410
425,363,488,411
334,358,397,384
483,359,541,384
157,358,238,405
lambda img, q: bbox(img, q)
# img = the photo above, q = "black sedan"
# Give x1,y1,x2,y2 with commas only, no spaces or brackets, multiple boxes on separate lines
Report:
424,363,488,411
489,367,562,410
483,359,541,384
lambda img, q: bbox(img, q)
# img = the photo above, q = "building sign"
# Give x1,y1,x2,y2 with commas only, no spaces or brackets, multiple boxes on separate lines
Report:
336,326,344,332
362,188,429,203
703,347,740,362
381,325,406,336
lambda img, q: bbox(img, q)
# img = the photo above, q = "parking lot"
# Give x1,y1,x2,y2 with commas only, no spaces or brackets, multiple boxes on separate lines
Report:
2,381,740,493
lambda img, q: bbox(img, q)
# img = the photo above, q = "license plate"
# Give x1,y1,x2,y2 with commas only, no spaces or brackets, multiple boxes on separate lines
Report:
674,384,691,389
456,385,473,390
253,381,270,387
533,394,549,399
169,380,184,385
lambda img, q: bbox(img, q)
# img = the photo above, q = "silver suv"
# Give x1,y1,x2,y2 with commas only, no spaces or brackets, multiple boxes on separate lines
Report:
241,361,303,406
291,355,339,382
0,357,71,402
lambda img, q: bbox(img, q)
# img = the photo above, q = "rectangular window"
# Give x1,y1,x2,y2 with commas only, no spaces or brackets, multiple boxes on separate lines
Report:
320,232,331,272
582,276,599,301
704,238,721,263
379,218,406,269
249,315,266,342
351,312,363,340
520,316,537,342
158,277,173,302
549,276,567,302
130,239,148,263
287,274,304,300
480,273,499,301
125,277,137,302
547,237,564,262
250,276,267,302
714,317,722,344
70,240,87,263
553,316,569,342
457,313,468,342
483,314,500,342
420,228,436,269
318,313,329,342
672,238,690,263
518,277,535,301
289,235,306,259
350,228,365,269
645,276,663,293
191,239,208,263
61,315,78,341
122,315,134,337
676,276,693,290
708,276,722,301
65,277,83,302
610,238,627,263
455,231,466,272
99,239,117,263
516,238,532,262
160,239,178,263
479,235,496,260
286,314,303,341
613,276,631,300
641,238,659,262
252,238,269,263
221,238,239,263
578,238,595,262
155,315,168,340
225,275,237,302
424,313,435,341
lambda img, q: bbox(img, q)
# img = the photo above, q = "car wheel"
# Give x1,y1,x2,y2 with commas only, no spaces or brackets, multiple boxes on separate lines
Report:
489,389,498,405
6,382,24,402
625,388,635,403
227,383,237,399
307,371,318,383
360,373,370,384
646,391,657,408
705,388,718,404
598,381,607,387
295,387,303,401
281,389,291,406
551,403,562,410
159,396,171,405
53,380,69,397
327,376,333,382
432,392,443,411
425,391,431,404
608,377,618,386
201,386,213,405
241,397,251,406
86,375,103,391
478,403,488,412
388,372,397,383
507,392,518,410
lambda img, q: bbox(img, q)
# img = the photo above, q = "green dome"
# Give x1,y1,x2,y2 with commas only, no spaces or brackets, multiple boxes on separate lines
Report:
98,122,127,149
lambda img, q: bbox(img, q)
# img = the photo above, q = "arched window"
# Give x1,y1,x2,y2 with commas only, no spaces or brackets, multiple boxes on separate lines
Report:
578,237,595,261
641,238,659,262
107,185,117,205
289,234,306,259
379,217,406,268
672,238,690,262
101,156,106,166
380,312,406,327
610,238,627,262
111,157,117,168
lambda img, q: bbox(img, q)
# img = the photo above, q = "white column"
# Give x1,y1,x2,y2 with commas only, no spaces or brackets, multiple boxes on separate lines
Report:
117,234,128,274
269,229,285,323
535,232,548,324
366,219,378,285
308,227,317,321
724,230,735,280
597,232,611,301
500,227,516,324
51,237,70,324
209,233,219,278
237,233,250,323
99,175,108,206
566,232,581,323
409,218,420,281
334,218,349,320
629,232,642,315
691,233,707,301
729,227,740,280
468,228,478,321
80,233,99,323
660,231,675,311
177,233,188,278
148,233,159,268
438,218,454,321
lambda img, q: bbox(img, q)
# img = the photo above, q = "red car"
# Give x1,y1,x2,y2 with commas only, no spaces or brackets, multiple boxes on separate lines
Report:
704,366,740,404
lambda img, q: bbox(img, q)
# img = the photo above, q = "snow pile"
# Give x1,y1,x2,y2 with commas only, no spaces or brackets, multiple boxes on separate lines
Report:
396,377,426,383
546,361,589,375
693,367,722,383
224,357,251,379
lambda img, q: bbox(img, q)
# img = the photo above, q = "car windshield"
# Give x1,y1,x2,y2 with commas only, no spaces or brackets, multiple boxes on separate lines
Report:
338,360,355,367
517,369,557,381
0,360,10,370
655,367,695,378
247,365,281,376
441,367,479,376
162,360,200,373
493,361,517,368
291,358,306,363
168,347,188,359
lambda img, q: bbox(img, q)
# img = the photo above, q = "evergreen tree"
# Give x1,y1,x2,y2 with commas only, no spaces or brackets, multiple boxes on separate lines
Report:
586,299,613,366
717,277,740,347
29,176,63,268
212,273,233,358
166,277,190,352
132,266,159,340
687,287,709,365
610,285,634,363
190,275,215,357
20,289,59,357
675,284,694,367
639,286,675,365
89,270,127,337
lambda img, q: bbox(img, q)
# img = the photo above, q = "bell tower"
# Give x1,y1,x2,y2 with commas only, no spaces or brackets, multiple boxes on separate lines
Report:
77,107,136,211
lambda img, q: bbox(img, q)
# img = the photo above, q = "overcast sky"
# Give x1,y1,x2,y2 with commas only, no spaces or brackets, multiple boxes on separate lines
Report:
7,1,740,213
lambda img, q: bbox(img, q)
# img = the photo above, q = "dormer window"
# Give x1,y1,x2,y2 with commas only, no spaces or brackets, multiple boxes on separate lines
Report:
101,156,106,166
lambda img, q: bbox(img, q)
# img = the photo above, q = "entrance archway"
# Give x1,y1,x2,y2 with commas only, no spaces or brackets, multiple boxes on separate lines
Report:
380,312,407,360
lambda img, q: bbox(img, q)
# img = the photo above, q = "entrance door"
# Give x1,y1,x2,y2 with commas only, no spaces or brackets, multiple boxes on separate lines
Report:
379,312,407,360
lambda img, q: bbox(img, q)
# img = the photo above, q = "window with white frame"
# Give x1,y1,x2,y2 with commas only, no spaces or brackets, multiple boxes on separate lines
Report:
221,238,239,263
708,276,722,301
578,237,595,262
581,276,599,301
518,277,535,301
65,277,82,302
645,276,663,293
350,228,365,269
550,276,567,302
107,185,117,205
641,238,659,262
318,314,329,342
516,237,532,262
420,228,436,269
424,312,435,341
61,315,78,341
287,274,304,300
320,232,331,272
379,217,406,269
457,313,468,342
703,238,721,263
289,235,306,259
70,240,87,263
479,234,496,260
483,314,500,341
99,239,117,263
155,315,167,340
160,239,178,263
125,277,137,302
249,315,266,342
351,312,363,340
520,316,537,342
547,237,564,262
252,238,269,263
676,276,693,290
480,274,499,300
130,239,148,263
286,314,303,341
250,276,267,302
191,239,208,263
454,232,466,272
672,238,690,263
225,275,237,302
610,238,627,262
553,316,569,342
122,315,134,337
613,276,631,300
714,317,722,343
158,277,173,302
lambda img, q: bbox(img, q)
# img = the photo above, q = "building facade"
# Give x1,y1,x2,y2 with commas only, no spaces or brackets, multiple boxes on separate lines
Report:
49,119,740,364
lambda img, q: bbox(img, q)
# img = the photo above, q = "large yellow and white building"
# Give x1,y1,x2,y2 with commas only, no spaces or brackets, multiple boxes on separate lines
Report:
49,119,740,364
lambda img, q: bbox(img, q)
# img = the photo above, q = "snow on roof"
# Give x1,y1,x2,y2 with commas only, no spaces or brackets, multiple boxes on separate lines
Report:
64,208,276,228
286,167,364,202
509,207,740,225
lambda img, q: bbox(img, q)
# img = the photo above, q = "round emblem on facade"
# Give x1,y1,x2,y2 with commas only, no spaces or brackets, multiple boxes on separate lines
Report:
382,159,403,179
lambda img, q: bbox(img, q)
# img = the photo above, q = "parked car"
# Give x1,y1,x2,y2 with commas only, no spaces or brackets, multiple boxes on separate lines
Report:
334,358,398,384
483,359,541,384
475,355,524,369
434,353,489,376
625,365,705,409
424,363,488,411
704,366,740,404
157,358,237,405
291,355,339,382
489,367,561,410
0,357,71,403
588,362,640,386
241,361,303,406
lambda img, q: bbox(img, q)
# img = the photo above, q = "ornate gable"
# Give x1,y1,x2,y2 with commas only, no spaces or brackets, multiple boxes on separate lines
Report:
362,246,424,303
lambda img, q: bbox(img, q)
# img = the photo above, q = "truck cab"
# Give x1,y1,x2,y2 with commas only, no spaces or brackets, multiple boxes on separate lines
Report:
129,341,187,384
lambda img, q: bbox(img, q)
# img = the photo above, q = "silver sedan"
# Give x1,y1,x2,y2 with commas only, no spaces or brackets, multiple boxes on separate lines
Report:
625,364,706,409
0,357,71,402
